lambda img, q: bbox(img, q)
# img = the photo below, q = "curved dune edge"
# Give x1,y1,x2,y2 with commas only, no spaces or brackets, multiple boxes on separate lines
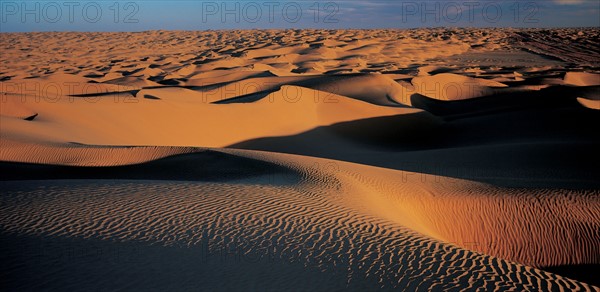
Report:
0,139,201,166
410,73,508,101
0,86,416,147
1,141,598,290
577,97,600,110
225,149,599,269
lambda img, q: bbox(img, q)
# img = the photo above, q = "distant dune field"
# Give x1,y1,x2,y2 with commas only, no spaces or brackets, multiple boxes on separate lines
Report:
1,28,599,290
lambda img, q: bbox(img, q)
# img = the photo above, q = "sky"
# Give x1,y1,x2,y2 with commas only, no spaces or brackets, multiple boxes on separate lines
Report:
1,0,599,32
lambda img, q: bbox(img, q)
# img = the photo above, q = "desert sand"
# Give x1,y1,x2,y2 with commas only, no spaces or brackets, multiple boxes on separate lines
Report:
1,28,599,290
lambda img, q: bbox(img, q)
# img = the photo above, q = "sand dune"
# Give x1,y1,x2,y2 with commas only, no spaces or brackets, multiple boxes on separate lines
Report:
1,28,599,290
411,73,508,101
577,97,600,110
0,85,412,147
6,143,597,270
1,145,598,290
564,72,600,87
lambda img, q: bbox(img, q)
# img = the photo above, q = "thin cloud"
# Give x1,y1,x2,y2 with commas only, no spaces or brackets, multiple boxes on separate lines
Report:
553,0,587,5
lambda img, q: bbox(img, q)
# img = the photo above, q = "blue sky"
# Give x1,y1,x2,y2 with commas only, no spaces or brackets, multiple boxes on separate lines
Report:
1,0,599,32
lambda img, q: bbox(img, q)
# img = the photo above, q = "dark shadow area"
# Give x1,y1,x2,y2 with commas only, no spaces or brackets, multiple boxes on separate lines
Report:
409,85,598,119
541,265,600,287
212,90,274,104
230,87,600,188
143,94,161,100
0,232,350,291
120,68,145,76
0,151,300,185
82,73,104,78
68,90,139,98
156,78,186,86
23,113,38,121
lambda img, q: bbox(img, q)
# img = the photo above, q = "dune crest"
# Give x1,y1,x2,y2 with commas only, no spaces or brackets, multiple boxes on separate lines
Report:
1,144,599,290
411,73,508,101
577,97,600,110
0,85,413,147
564,72,600,86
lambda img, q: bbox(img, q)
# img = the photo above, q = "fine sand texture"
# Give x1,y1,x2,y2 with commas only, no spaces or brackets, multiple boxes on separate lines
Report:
1,28,599,290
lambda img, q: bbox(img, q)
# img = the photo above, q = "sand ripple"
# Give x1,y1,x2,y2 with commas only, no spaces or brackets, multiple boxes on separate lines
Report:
1,149,598,290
